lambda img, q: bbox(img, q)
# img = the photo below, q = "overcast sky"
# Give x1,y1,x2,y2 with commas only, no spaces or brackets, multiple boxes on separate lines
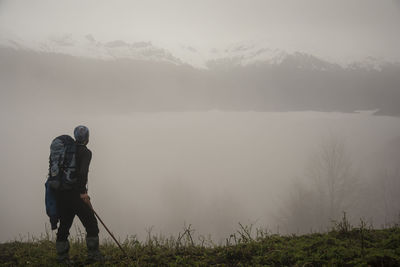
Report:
0,0,400,62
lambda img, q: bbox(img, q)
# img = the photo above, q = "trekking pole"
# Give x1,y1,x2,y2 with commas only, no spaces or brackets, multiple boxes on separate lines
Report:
84,200,131,261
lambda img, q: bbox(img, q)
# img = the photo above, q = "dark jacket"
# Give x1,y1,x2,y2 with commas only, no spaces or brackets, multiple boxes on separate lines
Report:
45,140,92,230
75,144,92,194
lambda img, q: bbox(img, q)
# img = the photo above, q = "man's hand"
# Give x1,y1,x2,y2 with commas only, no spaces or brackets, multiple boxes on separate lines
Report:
80,193,91,206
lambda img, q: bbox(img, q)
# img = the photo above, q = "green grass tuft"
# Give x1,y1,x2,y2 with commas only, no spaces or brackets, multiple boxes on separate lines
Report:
1,222,399,266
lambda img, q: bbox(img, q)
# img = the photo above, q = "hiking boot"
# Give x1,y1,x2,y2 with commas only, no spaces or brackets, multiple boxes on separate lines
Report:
56,240,70,264
86,236,104,264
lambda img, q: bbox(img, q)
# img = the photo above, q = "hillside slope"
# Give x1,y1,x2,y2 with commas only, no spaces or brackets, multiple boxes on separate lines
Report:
1,224,399,266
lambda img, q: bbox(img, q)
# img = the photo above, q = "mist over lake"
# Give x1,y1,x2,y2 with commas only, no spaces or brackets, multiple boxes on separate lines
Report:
0,110,398,243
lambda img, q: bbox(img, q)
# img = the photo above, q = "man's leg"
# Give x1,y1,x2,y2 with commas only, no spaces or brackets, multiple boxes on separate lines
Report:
76,198,102,262
56,199,75,263
55,240,70,264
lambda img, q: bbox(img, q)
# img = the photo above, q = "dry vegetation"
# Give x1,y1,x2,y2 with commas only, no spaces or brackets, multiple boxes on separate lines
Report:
1,215,399,266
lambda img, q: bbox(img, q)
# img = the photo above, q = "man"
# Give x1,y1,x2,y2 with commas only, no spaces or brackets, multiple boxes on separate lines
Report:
55,125,103,264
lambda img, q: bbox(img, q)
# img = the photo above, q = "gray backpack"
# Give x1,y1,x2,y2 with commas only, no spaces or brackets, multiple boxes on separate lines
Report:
45,134,78,229
47,135,77,191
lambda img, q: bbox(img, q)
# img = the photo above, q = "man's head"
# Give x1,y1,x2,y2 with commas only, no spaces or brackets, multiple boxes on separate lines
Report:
74,125,90,145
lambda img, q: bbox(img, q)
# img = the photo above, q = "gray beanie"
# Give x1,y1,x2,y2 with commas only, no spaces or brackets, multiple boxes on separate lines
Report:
74,125,89,144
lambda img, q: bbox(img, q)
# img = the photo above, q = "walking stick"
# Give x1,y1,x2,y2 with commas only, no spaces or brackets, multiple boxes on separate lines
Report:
84,200,131,261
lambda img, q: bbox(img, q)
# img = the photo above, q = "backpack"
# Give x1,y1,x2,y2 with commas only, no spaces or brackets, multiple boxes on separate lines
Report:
48,135,78,190
45,135,78,229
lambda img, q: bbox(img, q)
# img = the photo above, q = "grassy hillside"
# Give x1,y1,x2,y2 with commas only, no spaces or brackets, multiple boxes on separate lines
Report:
1,221,399,266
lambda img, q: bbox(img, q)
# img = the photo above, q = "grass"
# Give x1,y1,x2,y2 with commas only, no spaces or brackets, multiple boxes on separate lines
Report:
1,216,400,266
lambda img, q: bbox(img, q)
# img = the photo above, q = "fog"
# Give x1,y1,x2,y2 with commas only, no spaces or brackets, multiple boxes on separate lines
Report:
0,110,399,242
0,0,400,244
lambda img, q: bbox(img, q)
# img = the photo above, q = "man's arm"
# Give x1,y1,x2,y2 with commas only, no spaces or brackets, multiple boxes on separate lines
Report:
77,146,92,194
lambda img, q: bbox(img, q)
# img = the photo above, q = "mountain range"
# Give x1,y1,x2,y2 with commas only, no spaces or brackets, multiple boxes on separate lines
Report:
0,34,399,116
1,34,396,71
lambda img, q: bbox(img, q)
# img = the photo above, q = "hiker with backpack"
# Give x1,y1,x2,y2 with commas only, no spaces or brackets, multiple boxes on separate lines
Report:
45,125,103,264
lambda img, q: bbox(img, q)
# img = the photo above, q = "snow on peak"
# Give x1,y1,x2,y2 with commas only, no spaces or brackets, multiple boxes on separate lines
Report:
0,34,397,71
346,56,393,72
205,41,289,69
0,33,182,65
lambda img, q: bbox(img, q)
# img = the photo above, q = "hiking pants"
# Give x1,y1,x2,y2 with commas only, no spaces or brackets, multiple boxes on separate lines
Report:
56,191,99,241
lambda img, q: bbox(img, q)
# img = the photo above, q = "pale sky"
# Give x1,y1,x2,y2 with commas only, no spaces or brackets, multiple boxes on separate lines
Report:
0,0,400,62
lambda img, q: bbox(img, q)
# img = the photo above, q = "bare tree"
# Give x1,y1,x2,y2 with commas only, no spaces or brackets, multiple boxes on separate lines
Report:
279,135,358,233
306,135,358,222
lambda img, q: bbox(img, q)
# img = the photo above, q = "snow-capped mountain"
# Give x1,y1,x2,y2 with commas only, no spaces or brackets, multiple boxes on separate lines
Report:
206,47,342,71
205,42,287,67
0,33,396,71
0,34,183,65
1,33,399,116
